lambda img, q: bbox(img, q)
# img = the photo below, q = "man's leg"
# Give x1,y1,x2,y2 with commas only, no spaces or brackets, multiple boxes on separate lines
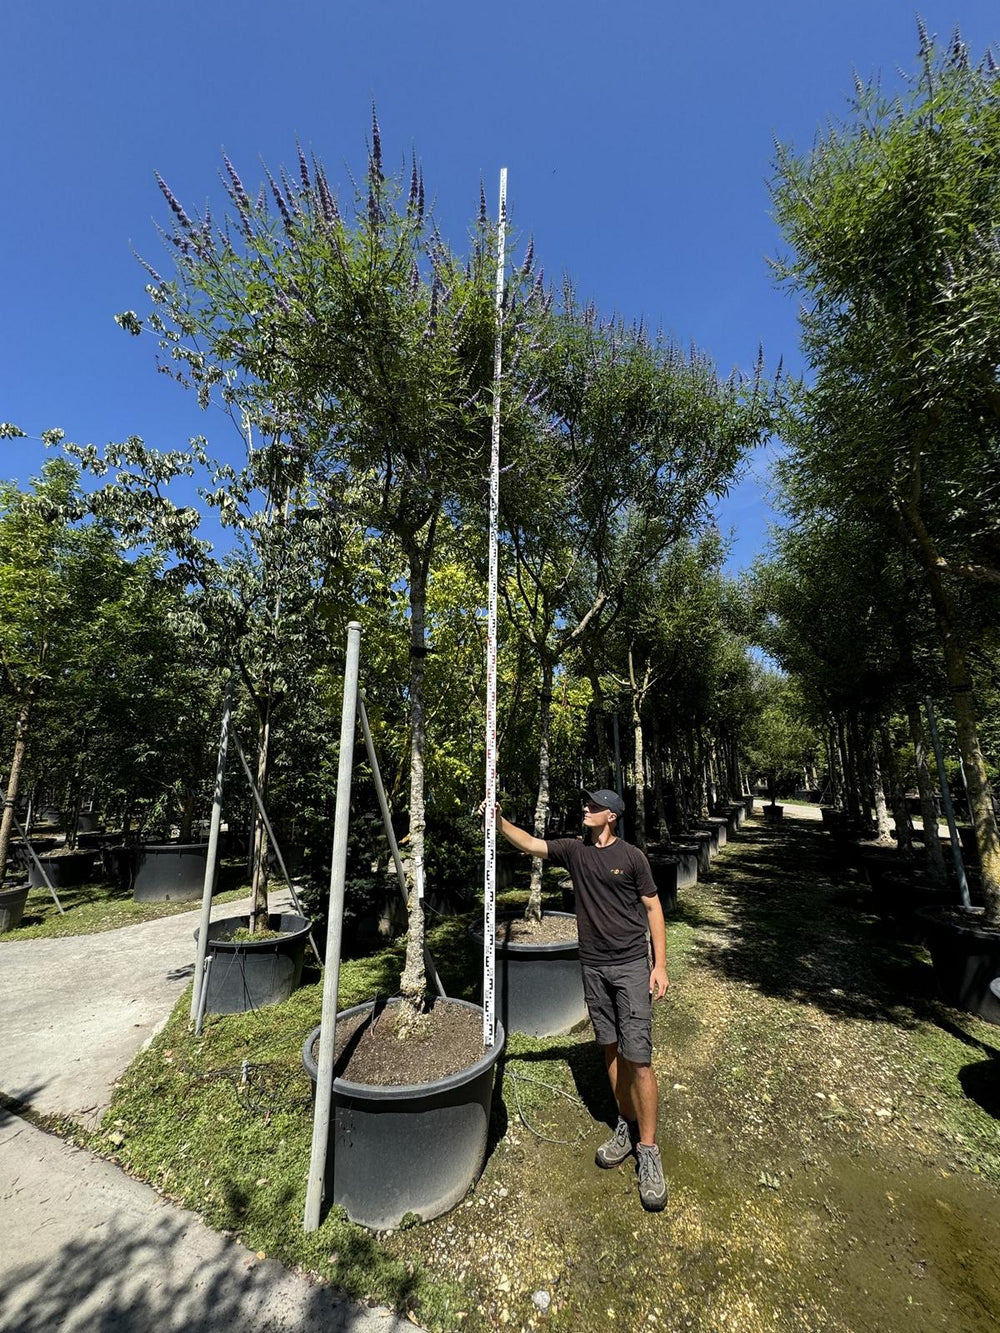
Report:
623,1059,658,1147
602,1041,637,1121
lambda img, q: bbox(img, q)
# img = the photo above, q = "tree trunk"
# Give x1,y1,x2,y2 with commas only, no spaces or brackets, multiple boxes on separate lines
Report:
880,719,913,856
526,658,554,920
399,535,432,1009
903,506,1000,920
840,716,864,830
0,693,32,886
871,736,893,844
178,787,196,844
632,705,646,851
652,721,670,843
588,669,612,784
906,701,948,887
249,699,272,932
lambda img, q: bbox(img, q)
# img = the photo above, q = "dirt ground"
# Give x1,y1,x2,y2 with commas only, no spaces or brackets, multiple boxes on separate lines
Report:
382,813,1000,1333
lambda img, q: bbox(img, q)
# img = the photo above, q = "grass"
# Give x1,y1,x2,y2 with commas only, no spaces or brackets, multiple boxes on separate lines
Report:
0,866,250,941
58,832,1000,1332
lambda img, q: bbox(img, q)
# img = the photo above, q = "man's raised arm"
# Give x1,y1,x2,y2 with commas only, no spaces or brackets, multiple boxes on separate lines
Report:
484,805,549,860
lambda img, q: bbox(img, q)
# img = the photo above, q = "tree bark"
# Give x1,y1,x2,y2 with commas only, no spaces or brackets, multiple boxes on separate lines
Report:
906,701,948,887
249,699,272,932
903,509,1000,920
588,669,612,785
871,735,893,844
399,533,433,1009
879,719,913,856
0,693,33,886
652,721,670,843
841,715,864,830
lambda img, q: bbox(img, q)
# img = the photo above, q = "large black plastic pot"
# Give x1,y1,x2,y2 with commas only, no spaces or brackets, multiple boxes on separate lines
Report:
669,844,699,889
647,856,678,915
917,907,1000,1025
682,830,713,872
697,819,727,853
476,910,587,1038
194,912,311,1014
0,885,30,933
28,850,97,889
302,997,505,1229
874,879,955,943
122,842,208,902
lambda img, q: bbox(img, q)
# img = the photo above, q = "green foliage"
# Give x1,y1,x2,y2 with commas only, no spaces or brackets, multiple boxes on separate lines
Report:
742,669,819,795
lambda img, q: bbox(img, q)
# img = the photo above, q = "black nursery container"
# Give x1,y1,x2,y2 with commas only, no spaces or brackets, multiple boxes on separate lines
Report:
477,910,587,1038
302,997,504,1229
194,912,312,1014
917,907,1000,1025
121,842,208,902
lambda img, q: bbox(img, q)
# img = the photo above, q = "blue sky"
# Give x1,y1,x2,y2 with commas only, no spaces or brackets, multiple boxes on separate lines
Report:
4,1,998,572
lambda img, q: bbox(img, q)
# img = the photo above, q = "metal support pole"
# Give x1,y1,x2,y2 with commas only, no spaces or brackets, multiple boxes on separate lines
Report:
925,697,971,908
304,621,362,1233
194,955,212,1036
191,680,232,1023
358,694,445,999
0,786,64,913
231,732,321,964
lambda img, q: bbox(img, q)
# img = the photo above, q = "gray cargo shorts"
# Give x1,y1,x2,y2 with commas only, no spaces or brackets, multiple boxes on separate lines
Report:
581,956,652,1065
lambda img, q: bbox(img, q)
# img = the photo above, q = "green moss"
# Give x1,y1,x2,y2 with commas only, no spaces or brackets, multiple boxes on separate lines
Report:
1,878,249,941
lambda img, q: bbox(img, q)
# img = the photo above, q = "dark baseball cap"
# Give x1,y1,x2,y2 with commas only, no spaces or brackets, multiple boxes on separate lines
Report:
581,789,625,816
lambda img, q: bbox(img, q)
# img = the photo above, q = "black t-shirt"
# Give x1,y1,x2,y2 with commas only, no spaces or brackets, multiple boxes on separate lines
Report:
545,836,657,965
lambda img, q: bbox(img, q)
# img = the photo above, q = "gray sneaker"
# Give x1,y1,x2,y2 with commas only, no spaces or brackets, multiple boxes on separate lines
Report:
595,1116,635,1168
636,1144,668,1211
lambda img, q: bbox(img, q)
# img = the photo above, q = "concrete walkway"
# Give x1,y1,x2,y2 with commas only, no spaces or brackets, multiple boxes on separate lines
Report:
0,895,416,1333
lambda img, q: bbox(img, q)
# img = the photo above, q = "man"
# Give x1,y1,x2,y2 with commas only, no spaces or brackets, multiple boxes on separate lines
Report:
489,788,669,1212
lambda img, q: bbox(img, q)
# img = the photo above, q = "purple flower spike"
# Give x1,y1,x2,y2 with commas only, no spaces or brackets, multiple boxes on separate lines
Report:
409,154,419,210
265,167,294,233
297,142,311,194
223,155,250,214
154,172,193,231
316,165,340,224
520,237,534,278
371,102,383,182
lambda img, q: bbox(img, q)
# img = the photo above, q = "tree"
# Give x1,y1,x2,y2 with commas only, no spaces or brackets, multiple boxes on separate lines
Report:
743,670,818,806
111,123,544,1010
502,299,772,910
0,458,144,883
771,27,1000,916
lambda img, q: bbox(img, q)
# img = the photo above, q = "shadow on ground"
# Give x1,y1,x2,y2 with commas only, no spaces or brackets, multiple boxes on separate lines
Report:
687,817,961,1032
0,1209,409,1332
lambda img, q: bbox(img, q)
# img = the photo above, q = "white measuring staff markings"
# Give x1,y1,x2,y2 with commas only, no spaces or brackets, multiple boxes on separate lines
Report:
482,166,507,1051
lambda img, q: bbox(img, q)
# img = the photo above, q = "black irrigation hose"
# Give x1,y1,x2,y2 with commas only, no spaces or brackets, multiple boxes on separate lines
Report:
505,1065,589,1146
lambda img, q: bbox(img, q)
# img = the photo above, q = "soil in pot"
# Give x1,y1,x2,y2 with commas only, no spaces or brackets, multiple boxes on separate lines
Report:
326,997,486,1086
496,914,578,946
